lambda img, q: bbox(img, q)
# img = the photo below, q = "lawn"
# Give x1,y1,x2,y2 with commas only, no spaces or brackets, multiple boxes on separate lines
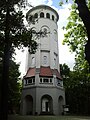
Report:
8,115,90,120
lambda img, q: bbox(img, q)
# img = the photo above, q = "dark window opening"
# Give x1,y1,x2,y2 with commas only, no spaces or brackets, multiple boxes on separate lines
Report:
50,79,52,83
46,13,50,19
40,78,42,83
52,15,54,21
28,79,32,84
43,78,49,83
34,13,38,18
40,12,44,18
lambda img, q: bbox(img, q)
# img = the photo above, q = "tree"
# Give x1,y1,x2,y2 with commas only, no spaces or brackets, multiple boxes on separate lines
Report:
60,0,90,65
0,0,45,119
0,39,21,114
60,0,90,115
8,60,21,114
60,63,90,115
60,63,70,88
62,0,90,69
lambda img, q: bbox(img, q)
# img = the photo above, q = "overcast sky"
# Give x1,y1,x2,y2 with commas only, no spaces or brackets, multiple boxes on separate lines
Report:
15,0,75,76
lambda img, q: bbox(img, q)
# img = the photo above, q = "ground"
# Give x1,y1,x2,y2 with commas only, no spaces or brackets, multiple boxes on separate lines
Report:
8,115,90,120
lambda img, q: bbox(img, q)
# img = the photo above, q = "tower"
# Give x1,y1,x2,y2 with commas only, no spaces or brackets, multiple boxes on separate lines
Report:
20,5,65,115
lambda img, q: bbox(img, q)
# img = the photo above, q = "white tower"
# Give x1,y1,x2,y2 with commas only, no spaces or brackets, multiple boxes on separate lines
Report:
21,5,65,115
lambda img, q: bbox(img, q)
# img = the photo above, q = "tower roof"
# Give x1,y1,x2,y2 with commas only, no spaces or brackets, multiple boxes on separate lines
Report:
25,67,62,80
26,4,59,21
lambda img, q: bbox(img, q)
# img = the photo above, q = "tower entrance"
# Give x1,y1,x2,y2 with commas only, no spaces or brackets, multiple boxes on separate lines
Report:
58,96,64,115
41,95,53,115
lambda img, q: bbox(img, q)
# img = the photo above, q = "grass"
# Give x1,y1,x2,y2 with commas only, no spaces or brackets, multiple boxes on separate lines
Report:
8,115,90,120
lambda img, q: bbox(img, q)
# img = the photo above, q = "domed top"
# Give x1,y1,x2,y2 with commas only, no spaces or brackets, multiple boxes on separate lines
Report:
26,4,59,21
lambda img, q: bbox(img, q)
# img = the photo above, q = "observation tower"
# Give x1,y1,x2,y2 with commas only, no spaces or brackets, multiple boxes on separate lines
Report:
20,5,65,115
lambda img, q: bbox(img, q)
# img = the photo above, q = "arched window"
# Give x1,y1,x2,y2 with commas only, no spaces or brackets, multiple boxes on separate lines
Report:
52,15,54,21
34,13,38,18
40,12,44,18
46,13,50,19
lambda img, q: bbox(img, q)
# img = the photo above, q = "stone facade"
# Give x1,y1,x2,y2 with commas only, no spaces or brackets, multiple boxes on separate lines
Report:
20,5,65,115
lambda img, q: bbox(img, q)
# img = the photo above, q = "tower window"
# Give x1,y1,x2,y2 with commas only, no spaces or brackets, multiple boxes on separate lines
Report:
57,79,63,87
34,13,38,18
43,78,49,83
43,56,47,64
46,13,50,19
40,12,44,18
52,15,54,21
40,78,42,83
28,79,32,84
50,78,52,83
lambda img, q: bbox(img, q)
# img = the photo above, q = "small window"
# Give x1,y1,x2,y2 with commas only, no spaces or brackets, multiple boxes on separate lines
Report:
46,13,50,19
52,15,54,21
40,78,42,83
43,56,47,64
34,13,38,18
40,12,44,18
57,79,63,87
50,78,52,83
43,78,49,83
28,79,32,84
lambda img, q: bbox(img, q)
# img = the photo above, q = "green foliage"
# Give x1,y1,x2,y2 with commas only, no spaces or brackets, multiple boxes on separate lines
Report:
66,69,90,115
0,0,38,53
63,3,87,53
60,63,90,115
8,60,21,114
60,0,90,115
60,63,70,78
62,1,90,69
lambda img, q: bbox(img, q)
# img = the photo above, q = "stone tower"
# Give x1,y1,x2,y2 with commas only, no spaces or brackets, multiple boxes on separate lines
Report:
20,5,65,115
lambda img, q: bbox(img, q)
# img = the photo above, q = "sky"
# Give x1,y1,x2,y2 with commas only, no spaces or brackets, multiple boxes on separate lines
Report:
15,0,75,76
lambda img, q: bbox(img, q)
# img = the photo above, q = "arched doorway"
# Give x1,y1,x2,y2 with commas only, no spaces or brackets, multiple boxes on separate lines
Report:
41,94,53,115
58,96,64,115
25,95,33,115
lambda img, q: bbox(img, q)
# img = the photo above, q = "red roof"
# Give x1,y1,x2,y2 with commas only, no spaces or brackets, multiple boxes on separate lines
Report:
40,67,53,77
24,66,62,80
52,69,62,79
25,68,35,78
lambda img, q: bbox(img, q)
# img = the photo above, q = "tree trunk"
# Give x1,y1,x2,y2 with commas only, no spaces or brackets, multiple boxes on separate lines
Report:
0,1,11,120
0,43,11,120
75,0,90,65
